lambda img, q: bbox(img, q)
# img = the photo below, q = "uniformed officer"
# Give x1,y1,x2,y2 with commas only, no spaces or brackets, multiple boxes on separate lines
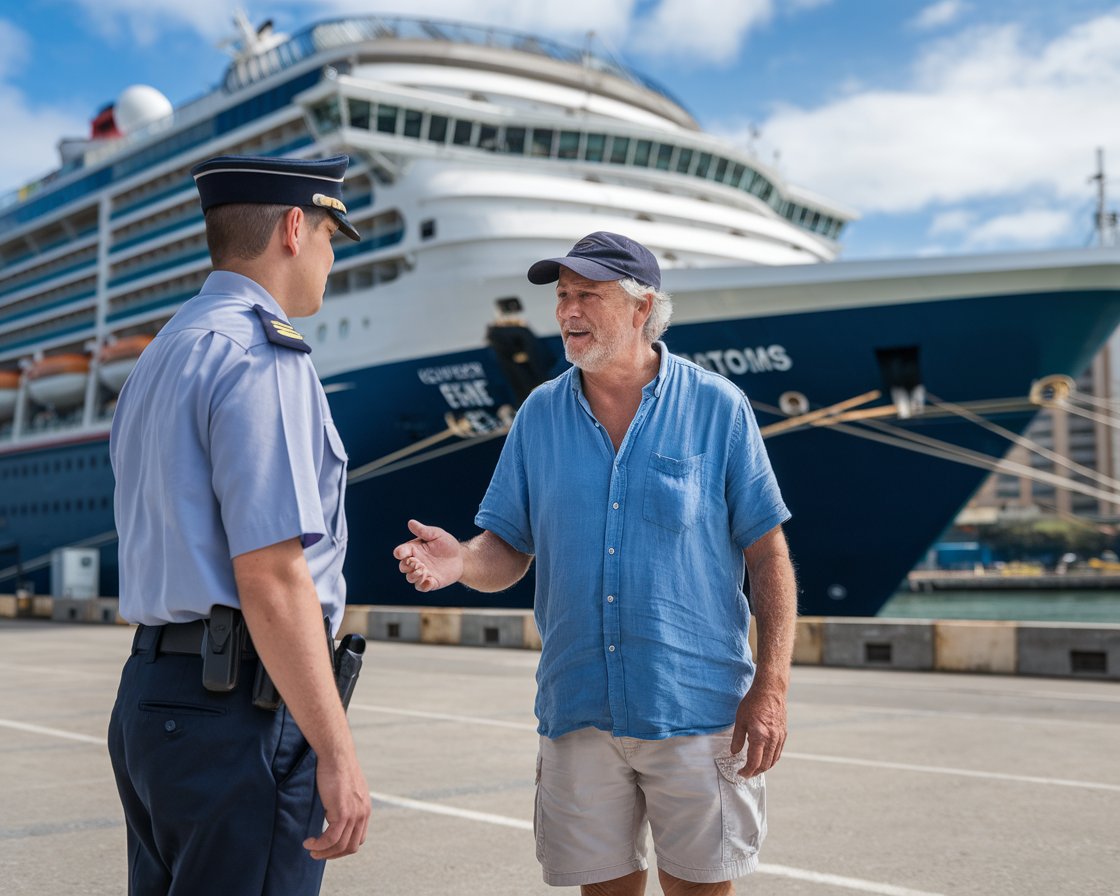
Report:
107,154,371,895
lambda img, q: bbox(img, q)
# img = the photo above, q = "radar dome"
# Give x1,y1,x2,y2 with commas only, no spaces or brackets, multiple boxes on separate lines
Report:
114,85,173,135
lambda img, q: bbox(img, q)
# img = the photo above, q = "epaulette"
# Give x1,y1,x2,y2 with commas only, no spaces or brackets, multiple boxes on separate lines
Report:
253,304,311,353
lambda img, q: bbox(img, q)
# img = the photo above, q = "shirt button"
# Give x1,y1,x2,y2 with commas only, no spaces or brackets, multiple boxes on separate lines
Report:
608,547,615,555
608,645,616,652
612,502,619,509
607,595,615,603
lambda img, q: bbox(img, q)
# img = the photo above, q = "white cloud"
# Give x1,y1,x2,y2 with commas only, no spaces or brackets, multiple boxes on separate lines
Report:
630,0,773,64
0,20,85,194
911,1,968,31
0,19,28,79
725,12,1120,219
963,208,1075,248
929,209,974,235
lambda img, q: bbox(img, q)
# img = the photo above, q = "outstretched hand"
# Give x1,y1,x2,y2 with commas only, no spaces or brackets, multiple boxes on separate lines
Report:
730,682,788,779
392,519,464,592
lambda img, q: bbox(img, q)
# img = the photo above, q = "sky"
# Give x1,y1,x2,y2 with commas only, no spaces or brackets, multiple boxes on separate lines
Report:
2,0,1120,259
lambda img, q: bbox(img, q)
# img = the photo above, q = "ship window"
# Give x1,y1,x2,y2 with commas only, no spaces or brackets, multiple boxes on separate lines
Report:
633,140,652,167
504,127,526,154
655,144,674,171
377,105,399,134
102,497,110,509
349,99,371,130
676,148,694,173
714,157,729,181
479,124,498,151
558,131,580,160
452,120,474,146
530,129,554,158
403,109,423,138
585,133,606,162
339,319,350,339
312,99,341,133
428,115,449,143
695,153,712,178
420,219,436,239
609,137,630,164
317,324,327,341
728,163,745,186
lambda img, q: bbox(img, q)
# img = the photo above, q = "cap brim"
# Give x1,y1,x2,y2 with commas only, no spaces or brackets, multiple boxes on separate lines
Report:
330,209,360,241
527,256,623,284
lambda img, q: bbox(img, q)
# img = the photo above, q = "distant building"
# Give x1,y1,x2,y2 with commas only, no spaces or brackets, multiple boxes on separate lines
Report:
966,337,1120,521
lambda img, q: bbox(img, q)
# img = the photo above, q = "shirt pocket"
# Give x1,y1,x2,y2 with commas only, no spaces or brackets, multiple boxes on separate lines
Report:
324,421,348,544
643,452,704,533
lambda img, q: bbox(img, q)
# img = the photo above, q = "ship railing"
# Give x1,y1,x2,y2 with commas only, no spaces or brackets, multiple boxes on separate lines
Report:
221,15,691,114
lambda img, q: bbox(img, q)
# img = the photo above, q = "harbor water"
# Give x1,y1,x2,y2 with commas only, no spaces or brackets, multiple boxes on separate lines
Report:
878,588,1120,623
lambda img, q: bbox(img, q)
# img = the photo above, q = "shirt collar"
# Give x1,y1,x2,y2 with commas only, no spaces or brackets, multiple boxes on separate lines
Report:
200,270,288,321
569,341,671,400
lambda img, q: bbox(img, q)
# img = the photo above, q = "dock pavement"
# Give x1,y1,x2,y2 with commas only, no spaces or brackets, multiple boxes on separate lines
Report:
1,619,1118,895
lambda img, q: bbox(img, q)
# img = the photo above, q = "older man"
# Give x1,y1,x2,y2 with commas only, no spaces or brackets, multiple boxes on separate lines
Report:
395,231,796,895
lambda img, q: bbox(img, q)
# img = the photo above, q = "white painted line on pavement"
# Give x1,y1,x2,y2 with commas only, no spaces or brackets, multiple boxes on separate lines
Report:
370,790,533,830
370,790,945,895
0,718,104,745
350,703,538,731
784,751,1120,792
795,700,1120,729
758,863,945,896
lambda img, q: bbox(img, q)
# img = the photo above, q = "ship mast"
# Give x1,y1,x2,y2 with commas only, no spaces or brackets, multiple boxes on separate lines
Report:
1090,147,1118,247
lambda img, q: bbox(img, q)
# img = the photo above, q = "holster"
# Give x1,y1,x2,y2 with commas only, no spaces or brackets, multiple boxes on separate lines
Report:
201,604,242,692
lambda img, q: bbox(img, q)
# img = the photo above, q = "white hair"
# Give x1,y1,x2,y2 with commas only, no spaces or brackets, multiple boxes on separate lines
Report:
618,278,673,342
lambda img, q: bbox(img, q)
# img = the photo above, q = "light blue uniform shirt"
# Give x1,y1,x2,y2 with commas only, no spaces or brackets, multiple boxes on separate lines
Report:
476,345,789,740
111,271,348,632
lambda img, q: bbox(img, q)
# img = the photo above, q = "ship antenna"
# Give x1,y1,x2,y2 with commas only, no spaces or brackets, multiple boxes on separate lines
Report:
1090,147,1118,247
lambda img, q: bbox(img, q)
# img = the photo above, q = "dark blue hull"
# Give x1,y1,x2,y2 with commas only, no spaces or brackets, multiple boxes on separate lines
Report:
2,285,1119,616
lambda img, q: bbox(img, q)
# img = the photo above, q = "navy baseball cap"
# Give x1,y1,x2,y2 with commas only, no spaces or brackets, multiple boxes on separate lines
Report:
527,231,660,290
191,154,360,241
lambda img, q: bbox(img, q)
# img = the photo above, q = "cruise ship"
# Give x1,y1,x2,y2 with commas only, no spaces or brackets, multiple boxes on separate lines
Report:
2,14,1119,616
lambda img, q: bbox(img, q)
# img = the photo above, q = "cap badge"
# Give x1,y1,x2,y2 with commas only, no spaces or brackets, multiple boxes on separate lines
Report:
312,193,348,214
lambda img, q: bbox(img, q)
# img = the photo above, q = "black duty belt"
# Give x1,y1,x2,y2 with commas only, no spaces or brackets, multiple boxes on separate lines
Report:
152,619,256,659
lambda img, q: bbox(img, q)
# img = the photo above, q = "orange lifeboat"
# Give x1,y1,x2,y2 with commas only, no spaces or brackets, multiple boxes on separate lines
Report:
26,353,90,410
0,369,19,422
98,334,153,394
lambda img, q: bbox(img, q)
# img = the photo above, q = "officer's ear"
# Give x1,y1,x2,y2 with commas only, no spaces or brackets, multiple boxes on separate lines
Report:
277,206,304,257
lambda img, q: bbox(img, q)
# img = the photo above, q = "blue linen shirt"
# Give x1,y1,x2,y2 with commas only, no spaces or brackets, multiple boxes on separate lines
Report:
476,344,789,740
111,271,348,632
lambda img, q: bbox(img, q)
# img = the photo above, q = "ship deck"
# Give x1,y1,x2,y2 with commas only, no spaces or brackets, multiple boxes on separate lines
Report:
1,620,1117,895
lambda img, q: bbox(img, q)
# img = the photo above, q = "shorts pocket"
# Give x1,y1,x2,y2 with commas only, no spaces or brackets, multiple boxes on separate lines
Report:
643,453,704,532
533,751,546,864
713,759,766,864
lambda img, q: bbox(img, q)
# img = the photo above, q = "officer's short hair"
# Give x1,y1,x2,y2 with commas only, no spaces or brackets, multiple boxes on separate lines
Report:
204,204,331,266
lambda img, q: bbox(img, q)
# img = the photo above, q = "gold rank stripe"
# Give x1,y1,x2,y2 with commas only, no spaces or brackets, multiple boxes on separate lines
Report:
271,320,304,339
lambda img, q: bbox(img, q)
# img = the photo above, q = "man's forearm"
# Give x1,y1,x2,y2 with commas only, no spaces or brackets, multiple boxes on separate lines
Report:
460,530,534,592
745,530,798,691
233,540,354,762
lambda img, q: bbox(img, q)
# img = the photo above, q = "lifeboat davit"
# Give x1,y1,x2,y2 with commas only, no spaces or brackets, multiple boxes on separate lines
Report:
26,353,90,410
98,334,153,394
0,370,19,421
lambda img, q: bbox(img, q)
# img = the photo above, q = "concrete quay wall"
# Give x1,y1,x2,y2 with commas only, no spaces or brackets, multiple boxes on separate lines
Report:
2,594,1117,681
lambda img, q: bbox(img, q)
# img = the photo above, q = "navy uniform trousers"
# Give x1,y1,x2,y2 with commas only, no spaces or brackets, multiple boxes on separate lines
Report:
108,625,327,896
